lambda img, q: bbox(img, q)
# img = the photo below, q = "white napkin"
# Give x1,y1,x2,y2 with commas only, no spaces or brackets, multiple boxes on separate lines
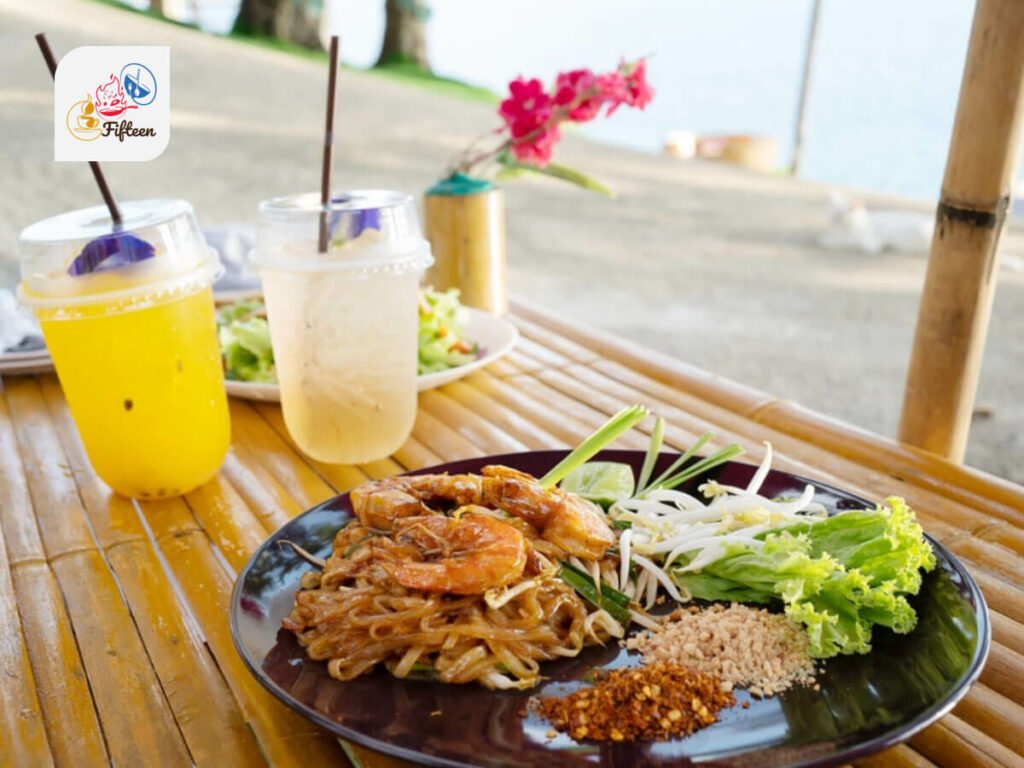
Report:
3,224,262,354
204,224,262,294
0,289,44,353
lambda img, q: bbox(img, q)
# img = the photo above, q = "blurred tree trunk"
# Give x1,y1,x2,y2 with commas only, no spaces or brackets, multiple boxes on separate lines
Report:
150,0,164,15
234,0,322,50
375,0,431,71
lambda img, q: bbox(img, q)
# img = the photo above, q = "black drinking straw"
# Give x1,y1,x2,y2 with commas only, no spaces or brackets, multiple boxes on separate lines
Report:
317,36,340,253
35,32,123,227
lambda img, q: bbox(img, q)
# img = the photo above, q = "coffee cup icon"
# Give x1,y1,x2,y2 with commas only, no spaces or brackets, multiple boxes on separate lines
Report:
67,94,101,141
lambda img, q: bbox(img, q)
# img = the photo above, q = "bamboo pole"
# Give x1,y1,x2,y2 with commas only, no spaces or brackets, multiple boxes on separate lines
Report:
791,0,821,175
898,0,1024,462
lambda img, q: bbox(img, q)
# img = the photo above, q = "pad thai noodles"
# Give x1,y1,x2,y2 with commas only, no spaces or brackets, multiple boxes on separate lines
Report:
282,465,624,690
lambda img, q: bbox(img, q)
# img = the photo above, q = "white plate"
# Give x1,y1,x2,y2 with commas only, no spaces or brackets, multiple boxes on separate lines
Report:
224,308,518,403
0,358,55,375
2,346,47,361
0,348,54,375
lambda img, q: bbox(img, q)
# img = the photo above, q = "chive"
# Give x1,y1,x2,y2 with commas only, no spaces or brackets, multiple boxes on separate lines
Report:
653,443,745,492
338,740,366,768
407,661,439,680
539,405,649,489
635,416,665,495
559,561,630,606
558,561,632,624
611,519,633,530
644,431,715,493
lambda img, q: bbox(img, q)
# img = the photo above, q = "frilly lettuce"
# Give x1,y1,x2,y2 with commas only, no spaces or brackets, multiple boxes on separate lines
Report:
217,300,275,383
786,496,936,593
419,287,479,375
670,497,935,658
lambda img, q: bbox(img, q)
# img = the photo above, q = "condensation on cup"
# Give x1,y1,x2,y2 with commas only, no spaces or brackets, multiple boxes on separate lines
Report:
252,191,433,464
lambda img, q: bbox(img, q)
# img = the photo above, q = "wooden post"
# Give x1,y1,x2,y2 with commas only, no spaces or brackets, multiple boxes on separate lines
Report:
791,0,822,176
898,0,1024,462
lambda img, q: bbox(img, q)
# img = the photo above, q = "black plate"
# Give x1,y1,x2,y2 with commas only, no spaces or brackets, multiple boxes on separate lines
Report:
230,451,990,768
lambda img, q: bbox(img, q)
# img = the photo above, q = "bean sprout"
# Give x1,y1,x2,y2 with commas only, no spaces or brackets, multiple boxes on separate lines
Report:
609,442,826,605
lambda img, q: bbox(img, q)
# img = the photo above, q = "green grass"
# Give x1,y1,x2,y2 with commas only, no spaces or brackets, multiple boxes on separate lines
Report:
86,0,497,104
229,30,330,63
89,0,199,29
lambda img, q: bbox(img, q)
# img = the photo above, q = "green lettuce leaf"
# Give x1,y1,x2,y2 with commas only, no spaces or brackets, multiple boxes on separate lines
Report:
784,496,936,593
216,298,264,325
679,534,838,604
219,317,275,383
670,497,935,658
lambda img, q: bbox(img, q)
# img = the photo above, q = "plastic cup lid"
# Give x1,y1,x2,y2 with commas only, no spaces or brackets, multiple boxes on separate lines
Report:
18,199,221,308
252,190,433,274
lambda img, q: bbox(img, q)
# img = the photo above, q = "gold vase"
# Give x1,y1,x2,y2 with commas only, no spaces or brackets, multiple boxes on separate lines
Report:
423,185,507,315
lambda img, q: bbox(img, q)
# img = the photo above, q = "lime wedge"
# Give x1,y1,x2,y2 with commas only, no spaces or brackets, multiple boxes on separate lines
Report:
560,462,635,507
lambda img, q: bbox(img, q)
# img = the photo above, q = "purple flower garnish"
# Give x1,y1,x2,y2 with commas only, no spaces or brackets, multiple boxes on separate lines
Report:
327,197,381,244
68,232,155,276
354,207,381,236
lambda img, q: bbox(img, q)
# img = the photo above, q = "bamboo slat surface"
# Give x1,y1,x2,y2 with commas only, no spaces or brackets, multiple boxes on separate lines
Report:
0,302,1020,768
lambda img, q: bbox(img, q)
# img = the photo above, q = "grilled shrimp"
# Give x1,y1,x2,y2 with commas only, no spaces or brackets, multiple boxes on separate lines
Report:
382,510,528,594
349,480,427,530
349,466,615,559
479,466,615,560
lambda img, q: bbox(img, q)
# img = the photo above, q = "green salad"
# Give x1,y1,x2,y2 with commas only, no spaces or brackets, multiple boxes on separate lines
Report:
665,497,935,657
418,287,479,374
545,406,937,659
217,287,479,382
217,299,275,383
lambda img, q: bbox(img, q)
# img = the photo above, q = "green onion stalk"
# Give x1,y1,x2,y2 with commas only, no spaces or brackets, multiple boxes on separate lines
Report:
539,404,649,488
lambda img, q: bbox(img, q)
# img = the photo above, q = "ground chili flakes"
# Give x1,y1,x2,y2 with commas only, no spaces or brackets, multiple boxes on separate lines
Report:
536,662,734,742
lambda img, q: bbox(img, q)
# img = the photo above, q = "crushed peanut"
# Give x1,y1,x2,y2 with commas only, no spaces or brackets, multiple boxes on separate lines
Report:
536,662,734,742
626,603,816,697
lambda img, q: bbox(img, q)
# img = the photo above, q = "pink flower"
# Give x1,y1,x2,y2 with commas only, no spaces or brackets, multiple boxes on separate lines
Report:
501,76,561,166
509,116,560,165
604,60,652,115
622,59,654,110
554,69,603,122
597,71,628,115
491,61,653,169
499,77,552,130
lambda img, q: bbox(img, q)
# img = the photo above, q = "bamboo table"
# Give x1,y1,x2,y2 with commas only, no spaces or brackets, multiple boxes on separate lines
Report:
1,299,1021,768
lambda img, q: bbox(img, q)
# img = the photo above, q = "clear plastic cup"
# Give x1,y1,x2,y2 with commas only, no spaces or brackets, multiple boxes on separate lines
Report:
252,191,433,463
18,199,230,499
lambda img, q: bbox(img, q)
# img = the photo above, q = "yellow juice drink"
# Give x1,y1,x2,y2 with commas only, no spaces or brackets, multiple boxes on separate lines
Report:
18,200,229,499
39,285,228,498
